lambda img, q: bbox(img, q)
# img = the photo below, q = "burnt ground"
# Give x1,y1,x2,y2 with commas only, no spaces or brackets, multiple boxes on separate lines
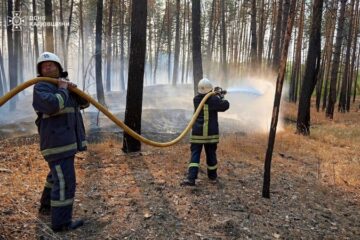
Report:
0,100,360,239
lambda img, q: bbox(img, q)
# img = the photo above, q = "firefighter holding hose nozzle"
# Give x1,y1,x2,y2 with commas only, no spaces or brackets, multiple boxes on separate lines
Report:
182,78,230,186
33,52,89,232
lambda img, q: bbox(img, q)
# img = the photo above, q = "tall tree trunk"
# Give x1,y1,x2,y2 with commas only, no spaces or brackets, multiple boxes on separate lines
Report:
353,41,360,103
346,0,359,111
172,0,180,85
250,0,257,65
79,0,85,89
14,0,22,84
296,0,323,135
153,12,166,84
338,0,355,112
267,0,277,64
59,0,66,64
1,0,5,54
0,49,4,96
192,0,203,95
95,0,106,105
181,0,188,83
0,49,7,94
186,0,191,83
257,0,265,66
123,0,147,153
119,0,125,91
44,0,54,52
221,0,227,85
106,0,114,92
289,0,304,102
206,0,216,75
280,0,290,50
322,0,337,111
65,0,74,70
263,0,297,198
7,0,17,110
167,0,172,83
326,0,347,119
33,0,39,59
272,0,283,70
316,0,336,111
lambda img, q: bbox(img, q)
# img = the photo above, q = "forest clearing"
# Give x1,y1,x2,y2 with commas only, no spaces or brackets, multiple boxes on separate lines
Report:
0,100,359,239
1,0,360,238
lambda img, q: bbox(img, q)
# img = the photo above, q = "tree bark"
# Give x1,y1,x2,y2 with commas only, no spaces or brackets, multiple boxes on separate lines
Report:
280,0,290,50
119,0,125,91
289,0,304,102
353,41,360,103
14,0,22,84
79,0,85,90
32,0,39,59
44,0,54,52
322,0,337,111
296,0,323,135
181,0,188,83
250,0,257,65
65,0,74,70
59,0,65,64
338,0,355,112
263,0,297,198
272,0,283,70
122,0,147,153
206,0,216,75
326,0,347,119
221,0,227,85
106,0,114,92
192,0,203,95
346,0,359,111
0,49,4,96
7,0,17,110
172,0,180,85
0,49,6,94
167,0,172,83
153,11,166,84
95,0,106,105
257,0,265,66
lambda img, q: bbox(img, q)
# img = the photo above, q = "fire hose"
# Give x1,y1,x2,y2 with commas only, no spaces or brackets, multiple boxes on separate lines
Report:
0,77,218,147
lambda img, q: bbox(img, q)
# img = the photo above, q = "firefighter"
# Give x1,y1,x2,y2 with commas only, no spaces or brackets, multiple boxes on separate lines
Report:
33,52,89,232
182,78,230,186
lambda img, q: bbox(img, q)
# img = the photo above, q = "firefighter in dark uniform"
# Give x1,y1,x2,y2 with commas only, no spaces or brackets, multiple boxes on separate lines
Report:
182,78,230,186
33,52,89,232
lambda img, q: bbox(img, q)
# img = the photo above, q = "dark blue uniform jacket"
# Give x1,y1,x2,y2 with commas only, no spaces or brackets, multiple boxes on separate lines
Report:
32,82,89,162
190,94,230,144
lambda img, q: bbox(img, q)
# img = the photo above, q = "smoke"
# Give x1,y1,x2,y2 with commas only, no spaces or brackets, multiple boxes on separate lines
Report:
0,66,285,138
222,76,283,133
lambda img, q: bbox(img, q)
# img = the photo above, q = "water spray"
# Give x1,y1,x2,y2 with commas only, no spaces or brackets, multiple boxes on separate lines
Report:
226,86,263,96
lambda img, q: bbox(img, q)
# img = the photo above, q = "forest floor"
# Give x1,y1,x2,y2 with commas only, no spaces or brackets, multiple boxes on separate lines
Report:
0,100,360,239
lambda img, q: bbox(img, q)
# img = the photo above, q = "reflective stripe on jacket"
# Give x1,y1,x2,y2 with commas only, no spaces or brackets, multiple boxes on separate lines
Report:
32,82,89,161
190,94,229,143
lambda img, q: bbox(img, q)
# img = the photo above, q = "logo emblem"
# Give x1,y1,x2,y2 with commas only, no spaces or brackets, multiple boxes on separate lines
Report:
7,11,25,31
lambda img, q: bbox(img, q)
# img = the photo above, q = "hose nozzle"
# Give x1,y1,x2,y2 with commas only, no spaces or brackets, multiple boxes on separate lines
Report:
214,86,227,97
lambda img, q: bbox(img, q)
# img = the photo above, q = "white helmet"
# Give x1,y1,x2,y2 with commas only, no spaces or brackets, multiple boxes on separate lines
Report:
198,78,213,94
37,52,63,75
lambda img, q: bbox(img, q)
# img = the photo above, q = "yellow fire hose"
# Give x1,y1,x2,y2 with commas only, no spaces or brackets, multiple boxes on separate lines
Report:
0,77,216,147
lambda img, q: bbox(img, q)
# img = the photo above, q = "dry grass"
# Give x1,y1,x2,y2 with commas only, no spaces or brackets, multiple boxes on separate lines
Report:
0,100,360,239
280,100,360,188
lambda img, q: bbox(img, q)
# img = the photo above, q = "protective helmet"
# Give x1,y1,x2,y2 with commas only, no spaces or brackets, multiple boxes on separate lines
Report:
198,78,213,94
37,52,63,75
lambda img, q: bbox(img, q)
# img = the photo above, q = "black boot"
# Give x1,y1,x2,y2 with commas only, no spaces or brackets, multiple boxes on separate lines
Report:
39,204,51,215
52,219,84,232
181,178,195,186
39,187,52,215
